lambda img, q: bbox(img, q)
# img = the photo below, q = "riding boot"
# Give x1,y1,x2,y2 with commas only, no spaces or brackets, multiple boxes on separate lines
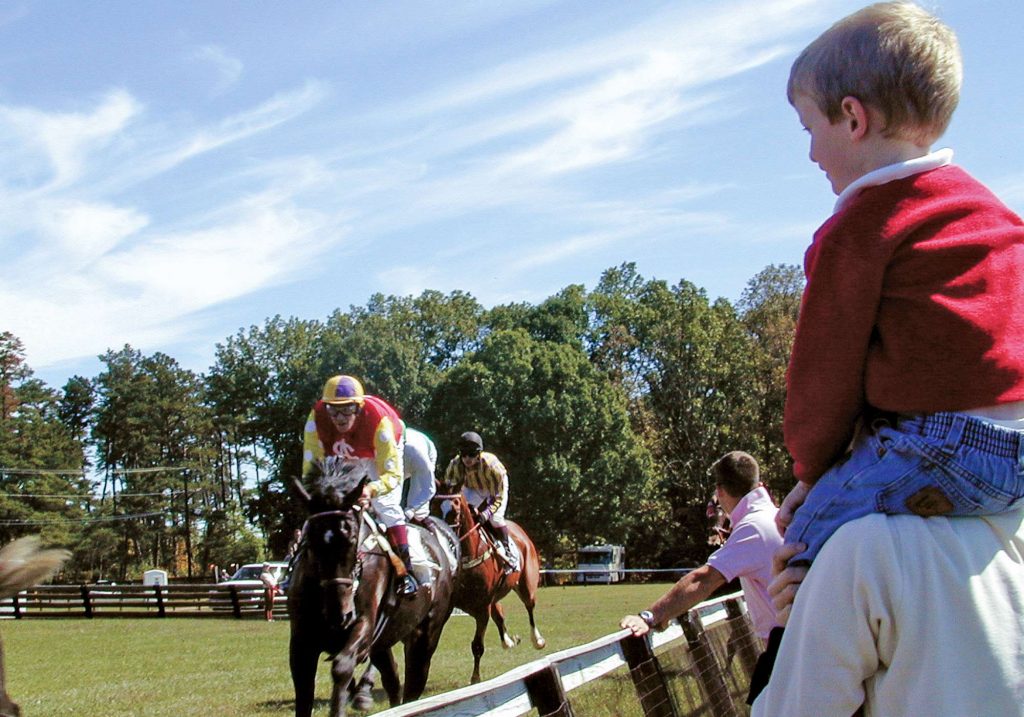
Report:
493,524,519,574
387,525,419,598
395,544,419,597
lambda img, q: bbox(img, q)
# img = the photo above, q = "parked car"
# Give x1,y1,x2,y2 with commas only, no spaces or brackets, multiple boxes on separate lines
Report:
209,562,289,611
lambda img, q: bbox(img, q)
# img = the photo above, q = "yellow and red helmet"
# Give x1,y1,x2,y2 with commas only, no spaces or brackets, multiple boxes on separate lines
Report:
321,375,365,406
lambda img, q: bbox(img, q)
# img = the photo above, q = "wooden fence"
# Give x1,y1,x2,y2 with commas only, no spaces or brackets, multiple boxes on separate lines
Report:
375,592,760,717
2,584,760,716
0,583,283,620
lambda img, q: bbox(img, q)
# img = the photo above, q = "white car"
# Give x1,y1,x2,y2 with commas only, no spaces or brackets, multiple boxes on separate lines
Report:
209,562,289,611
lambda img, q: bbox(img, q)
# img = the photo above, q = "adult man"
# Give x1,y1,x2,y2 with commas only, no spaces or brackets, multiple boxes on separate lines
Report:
301,374,418,597
442,431,518,573
753,509,1024,716
620,451,783,704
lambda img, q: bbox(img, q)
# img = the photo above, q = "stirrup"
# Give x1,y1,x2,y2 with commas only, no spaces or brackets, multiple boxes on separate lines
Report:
397,574,419,597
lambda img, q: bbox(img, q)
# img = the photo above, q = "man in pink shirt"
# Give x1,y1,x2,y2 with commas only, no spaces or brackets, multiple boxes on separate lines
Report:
620,451,783,704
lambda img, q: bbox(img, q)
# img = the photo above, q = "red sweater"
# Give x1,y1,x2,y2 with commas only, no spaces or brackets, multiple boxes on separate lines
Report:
784,165,1024,484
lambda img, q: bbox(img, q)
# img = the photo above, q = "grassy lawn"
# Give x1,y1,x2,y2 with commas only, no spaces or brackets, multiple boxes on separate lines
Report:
3,583,674,716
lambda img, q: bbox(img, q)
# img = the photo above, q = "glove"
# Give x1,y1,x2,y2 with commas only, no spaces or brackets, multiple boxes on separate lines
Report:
480,506,493,522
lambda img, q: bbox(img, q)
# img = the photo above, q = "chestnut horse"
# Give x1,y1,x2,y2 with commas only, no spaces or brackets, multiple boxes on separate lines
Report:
435,492,546,684
289,459,457,716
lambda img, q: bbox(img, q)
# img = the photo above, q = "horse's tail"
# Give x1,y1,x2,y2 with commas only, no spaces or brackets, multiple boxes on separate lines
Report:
0,536,70,599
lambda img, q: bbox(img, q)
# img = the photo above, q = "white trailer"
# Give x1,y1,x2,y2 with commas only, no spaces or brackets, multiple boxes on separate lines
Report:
575,544,625,583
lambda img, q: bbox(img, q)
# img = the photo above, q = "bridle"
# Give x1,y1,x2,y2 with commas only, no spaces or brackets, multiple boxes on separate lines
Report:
303,508,358,589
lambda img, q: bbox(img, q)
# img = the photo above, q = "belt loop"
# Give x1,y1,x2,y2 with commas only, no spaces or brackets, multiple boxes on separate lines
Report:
941,413,967,453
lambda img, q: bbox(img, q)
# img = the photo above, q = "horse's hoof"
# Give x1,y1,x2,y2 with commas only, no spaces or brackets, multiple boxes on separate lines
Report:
351,694,373,712
533,637,547,650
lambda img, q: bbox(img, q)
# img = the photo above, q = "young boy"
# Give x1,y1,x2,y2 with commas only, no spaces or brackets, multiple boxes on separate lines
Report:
778,1,1024,566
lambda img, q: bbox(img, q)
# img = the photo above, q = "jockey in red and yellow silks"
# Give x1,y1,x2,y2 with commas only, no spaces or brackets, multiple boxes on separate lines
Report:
301,375,418,597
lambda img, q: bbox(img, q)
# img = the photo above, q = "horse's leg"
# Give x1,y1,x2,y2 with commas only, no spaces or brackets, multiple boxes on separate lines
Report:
513,560,546,650
349,664,377,712
470,609,489,684
371,647,402,707
402,623,437,702
289,634,319,717
490,601,521,649
328,649,358,717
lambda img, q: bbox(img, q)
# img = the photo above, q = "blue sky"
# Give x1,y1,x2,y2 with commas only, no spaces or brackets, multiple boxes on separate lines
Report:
3,0,1022,390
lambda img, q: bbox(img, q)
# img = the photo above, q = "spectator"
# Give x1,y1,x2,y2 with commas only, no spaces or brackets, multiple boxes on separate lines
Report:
778,0,1024,572
620,451,783,704
259,562,278,622
753,510,1024,715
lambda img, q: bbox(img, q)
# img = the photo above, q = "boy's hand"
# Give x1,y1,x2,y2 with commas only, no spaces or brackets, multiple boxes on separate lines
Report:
776,481,811,536
769,542,808,626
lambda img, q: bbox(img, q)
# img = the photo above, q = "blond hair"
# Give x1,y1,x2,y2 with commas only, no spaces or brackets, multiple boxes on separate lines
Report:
787,2,962,145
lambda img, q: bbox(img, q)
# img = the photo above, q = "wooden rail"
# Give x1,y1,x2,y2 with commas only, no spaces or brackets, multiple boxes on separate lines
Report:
374,593,760,717
0,583,285,619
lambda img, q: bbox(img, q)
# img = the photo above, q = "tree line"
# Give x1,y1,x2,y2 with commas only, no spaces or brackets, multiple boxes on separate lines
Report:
0,262,803,580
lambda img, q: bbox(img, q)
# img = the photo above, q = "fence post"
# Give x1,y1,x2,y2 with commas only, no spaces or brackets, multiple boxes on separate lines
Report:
524,663,574,717
80,584,93,619
154,584,166,617
724,599,760,677
680,611,738,717
229,586,241,619
620,634,680,717
12,593,21,620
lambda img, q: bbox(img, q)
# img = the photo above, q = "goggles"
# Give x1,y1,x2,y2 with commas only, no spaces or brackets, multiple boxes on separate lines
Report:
459,448,481,458
326,403,360,417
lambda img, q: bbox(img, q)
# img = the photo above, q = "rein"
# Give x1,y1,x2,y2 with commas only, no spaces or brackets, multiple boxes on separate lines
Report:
434,493,492,568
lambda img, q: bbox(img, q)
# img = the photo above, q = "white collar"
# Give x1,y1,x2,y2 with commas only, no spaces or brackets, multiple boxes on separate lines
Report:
833,148,954,214
729,485,774,525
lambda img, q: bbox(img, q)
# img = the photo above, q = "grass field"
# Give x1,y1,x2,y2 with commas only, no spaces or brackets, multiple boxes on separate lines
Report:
2,583,675,716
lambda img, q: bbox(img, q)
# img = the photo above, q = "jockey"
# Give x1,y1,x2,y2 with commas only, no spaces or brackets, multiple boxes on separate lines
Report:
442,431,518,574
402,427,438,525
301,375,418,598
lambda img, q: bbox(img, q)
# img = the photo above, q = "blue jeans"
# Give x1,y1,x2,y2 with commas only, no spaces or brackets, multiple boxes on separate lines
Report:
786,411,1024,564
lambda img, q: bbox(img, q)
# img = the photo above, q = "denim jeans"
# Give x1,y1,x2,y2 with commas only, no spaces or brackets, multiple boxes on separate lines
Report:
786,411,1024,564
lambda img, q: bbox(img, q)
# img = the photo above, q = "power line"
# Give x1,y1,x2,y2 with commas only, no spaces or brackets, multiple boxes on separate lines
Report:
0,512,166,527
1,491,185,499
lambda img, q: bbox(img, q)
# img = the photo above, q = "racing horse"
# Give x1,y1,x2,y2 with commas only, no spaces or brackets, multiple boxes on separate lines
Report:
435,491,546,684
289,459,458,716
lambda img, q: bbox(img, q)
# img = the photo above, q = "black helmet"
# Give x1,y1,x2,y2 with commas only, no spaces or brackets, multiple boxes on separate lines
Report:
459,431,483,454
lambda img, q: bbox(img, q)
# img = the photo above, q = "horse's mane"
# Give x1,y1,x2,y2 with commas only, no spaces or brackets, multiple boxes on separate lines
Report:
309,457,371,509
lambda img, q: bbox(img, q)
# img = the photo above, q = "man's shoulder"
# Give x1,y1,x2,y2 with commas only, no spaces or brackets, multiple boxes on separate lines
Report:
480,452,506,471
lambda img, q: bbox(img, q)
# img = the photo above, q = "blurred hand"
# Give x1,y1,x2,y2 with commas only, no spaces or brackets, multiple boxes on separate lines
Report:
768,542,808,626
358,483,373,507
619,614,651,637
776,482,811,536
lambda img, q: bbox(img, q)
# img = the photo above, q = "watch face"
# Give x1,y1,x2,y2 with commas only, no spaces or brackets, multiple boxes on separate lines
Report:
640,610,655,626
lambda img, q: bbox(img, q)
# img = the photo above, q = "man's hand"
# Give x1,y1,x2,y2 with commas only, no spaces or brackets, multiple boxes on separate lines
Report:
620,613,652,637
358,482,373,507
776,481,811,536
768,542,808,626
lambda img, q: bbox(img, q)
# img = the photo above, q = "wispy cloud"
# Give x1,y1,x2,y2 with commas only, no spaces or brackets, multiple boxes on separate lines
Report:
190,44,244,95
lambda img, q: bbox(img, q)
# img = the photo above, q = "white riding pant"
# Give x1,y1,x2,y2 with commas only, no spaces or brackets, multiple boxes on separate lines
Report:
403,427,437,520
463,486,508,528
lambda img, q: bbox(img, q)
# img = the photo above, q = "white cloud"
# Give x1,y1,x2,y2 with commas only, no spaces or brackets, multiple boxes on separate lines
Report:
191,44,244,94
0,89,141,188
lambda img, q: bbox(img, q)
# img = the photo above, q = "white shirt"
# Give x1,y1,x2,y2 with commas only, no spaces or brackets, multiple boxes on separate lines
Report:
753,510,1024,717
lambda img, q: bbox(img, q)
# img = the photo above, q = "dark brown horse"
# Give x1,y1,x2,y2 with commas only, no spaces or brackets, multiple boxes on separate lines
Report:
289,459,458,716
435,492,545,684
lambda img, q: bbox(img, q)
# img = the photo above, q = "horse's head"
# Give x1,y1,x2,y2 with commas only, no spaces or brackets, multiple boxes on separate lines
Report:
295,458,369,630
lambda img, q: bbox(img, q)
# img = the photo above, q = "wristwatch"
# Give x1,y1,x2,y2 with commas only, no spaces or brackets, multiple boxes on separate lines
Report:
639,610,656,628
